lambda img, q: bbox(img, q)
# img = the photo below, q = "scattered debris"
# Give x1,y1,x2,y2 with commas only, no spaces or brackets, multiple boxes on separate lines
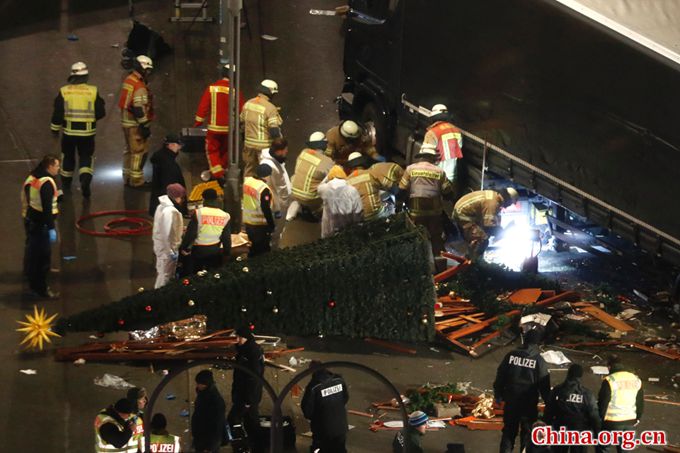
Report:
261,34,278,41
165,393,176,400
591,366,609,375
67,34,79,41
575,303,634,332
540,350,571,365
94,373,134,389
19,369,37,375
179,409,189,417
73,358,86,366
508,288,542,305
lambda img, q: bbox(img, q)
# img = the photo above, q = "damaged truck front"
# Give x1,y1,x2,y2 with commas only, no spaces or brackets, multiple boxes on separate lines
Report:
339,0,680,266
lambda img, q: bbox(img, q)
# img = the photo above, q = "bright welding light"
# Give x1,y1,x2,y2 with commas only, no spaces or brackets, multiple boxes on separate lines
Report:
486,211,535,271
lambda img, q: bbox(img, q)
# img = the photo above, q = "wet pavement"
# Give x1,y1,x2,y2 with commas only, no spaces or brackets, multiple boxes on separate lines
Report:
0,1,679,451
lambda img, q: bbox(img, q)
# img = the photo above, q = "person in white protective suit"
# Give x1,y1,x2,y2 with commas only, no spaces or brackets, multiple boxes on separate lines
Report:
152,183,185,288
317,165,363,238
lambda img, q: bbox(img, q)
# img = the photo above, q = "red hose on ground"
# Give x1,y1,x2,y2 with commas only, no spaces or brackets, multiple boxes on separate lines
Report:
76,210,153,237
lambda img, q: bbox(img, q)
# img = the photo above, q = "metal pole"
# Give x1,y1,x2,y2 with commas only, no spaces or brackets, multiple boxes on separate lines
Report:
224,0,243,230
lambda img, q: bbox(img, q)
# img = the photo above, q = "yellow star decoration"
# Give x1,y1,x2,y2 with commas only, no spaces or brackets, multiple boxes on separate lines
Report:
16,306,60,350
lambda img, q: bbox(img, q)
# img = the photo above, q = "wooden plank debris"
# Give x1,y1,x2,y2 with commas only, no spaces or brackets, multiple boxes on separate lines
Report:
577,305,635,332
508,288,542,305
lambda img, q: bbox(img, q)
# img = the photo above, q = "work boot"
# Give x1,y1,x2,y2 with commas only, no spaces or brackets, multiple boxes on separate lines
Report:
61,176,72,190
80,174,92,198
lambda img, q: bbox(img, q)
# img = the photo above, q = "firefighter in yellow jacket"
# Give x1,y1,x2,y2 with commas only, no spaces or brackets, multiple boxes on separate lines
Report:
118,55,154,187
345,152,383,221
240,79,282,177
291,132,335,218
50,62,106,198
325,120,383,170
453,187,518,261
397,144,453,255
243,164,276,256
597,355,643,453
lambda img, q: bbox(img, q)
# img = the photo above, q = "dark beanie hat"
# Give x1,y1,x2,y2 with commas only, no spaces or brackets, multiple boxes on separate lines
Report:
235,325,254,339
567,364,584,380
202,188,218,201
195,369,214,385
150,413,167,431
114,398,135,414
166,183,186,199
256,164,273,178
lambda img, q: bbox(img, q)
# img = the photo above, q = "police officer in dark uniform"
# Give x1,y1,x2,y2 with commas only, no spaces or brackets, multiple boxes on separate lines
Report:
228,326,265,453
493,329,551,453
544,364,601,452
301,360,350,453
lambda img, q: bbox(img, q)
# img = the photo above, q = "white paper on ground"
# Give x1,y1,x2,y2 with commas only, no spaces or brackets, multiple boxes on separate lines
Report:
19,369,37,375
541,350,572,365
591,366,610,375
94,373,135,389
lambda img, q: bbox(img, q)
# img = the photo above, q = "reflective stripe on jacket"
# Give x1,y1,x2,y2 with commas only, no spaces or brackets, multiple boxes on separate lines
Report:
240,94,282,149
94,413,129,453
59,84,98,136
424,121,463,161
118,71,153,127
20,175,36,218
194,78,245,133
127,416,144,452
194,206,229,246
242,176,269,225
149,433,180,452
369,162,404,189
604,371,642,421
291,149,334,201
453,190,502,227
28,176,59,215
346,169,381,220
399,161,450,216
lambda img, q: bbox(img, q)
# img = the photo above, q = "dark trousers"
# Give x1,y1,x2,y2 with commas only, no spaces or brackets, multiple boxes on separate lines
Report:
25,222,51,294
228,403,263,453
311,433,347,453
411,214,444,256
595,420,636,453
500,407,537,453
61,134,95,188
186,246,223,274
245,225,271,257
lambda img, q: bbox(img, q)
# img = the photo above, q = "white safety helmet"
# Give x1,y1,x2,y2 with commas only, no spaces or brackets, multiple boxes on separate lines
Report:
506,187,519,202
347,151,363,162
70,62,89,76
261,79,279,95
308,131,326,142
340,120,361,139
136,55,154,70
418,143,437,155
430,104,448,116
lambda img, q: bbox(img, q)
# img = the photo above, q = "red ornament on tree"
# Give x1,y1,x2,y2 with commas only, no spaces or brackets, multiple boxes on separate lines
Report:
328,300,336,309
182,278,190,286
145,305,152,312
249,323,255,331
117,319,125,326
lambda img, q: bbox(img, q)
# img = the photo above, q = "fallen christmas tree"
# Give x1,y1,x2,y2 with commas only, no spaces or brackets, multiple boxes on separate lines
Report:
57,214,437,342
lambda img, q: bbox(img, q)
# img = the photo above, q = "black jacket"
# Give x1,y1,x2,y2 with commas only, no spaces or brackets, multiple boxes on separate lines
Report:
301,369,349,438
98,406,133,449
149,146,186,216
232,338,264,406
191,383,226,451
179,206,231,256
392,426,424,453
544,378,601,431
51,82,106,134
493,343,551,411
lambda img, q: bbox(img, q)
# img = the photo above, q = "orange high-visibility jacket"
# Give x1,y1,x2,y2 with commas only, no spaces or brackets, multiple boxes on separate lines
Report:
194,78,245,133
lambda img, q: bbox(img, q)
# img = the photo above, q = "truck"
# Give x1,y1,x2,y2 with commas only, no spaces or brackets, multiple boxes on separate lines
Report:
338,0,680,267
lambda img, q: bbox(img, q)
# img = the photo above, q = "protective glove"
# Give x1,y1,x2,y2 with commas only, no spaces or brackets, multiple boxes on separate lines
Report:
169,251,179,261
138,124,151,139
373,154,386,162
48,229,57,243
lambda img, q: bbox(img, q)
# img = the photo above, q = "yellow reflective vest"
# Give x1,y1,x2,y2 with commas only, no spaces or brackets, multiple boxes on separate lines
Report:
127,415,144,453
59,84,98,136
604,371,642,422
242,176,269,226
26,176,59,215
94,412,134,453
149,433,180,452
194,206,229,246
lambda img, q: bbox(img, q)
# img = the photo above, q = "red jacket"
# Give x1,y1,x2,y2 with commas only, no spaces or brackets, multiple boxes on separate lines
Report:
426,121,463,160
194,78,245,133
